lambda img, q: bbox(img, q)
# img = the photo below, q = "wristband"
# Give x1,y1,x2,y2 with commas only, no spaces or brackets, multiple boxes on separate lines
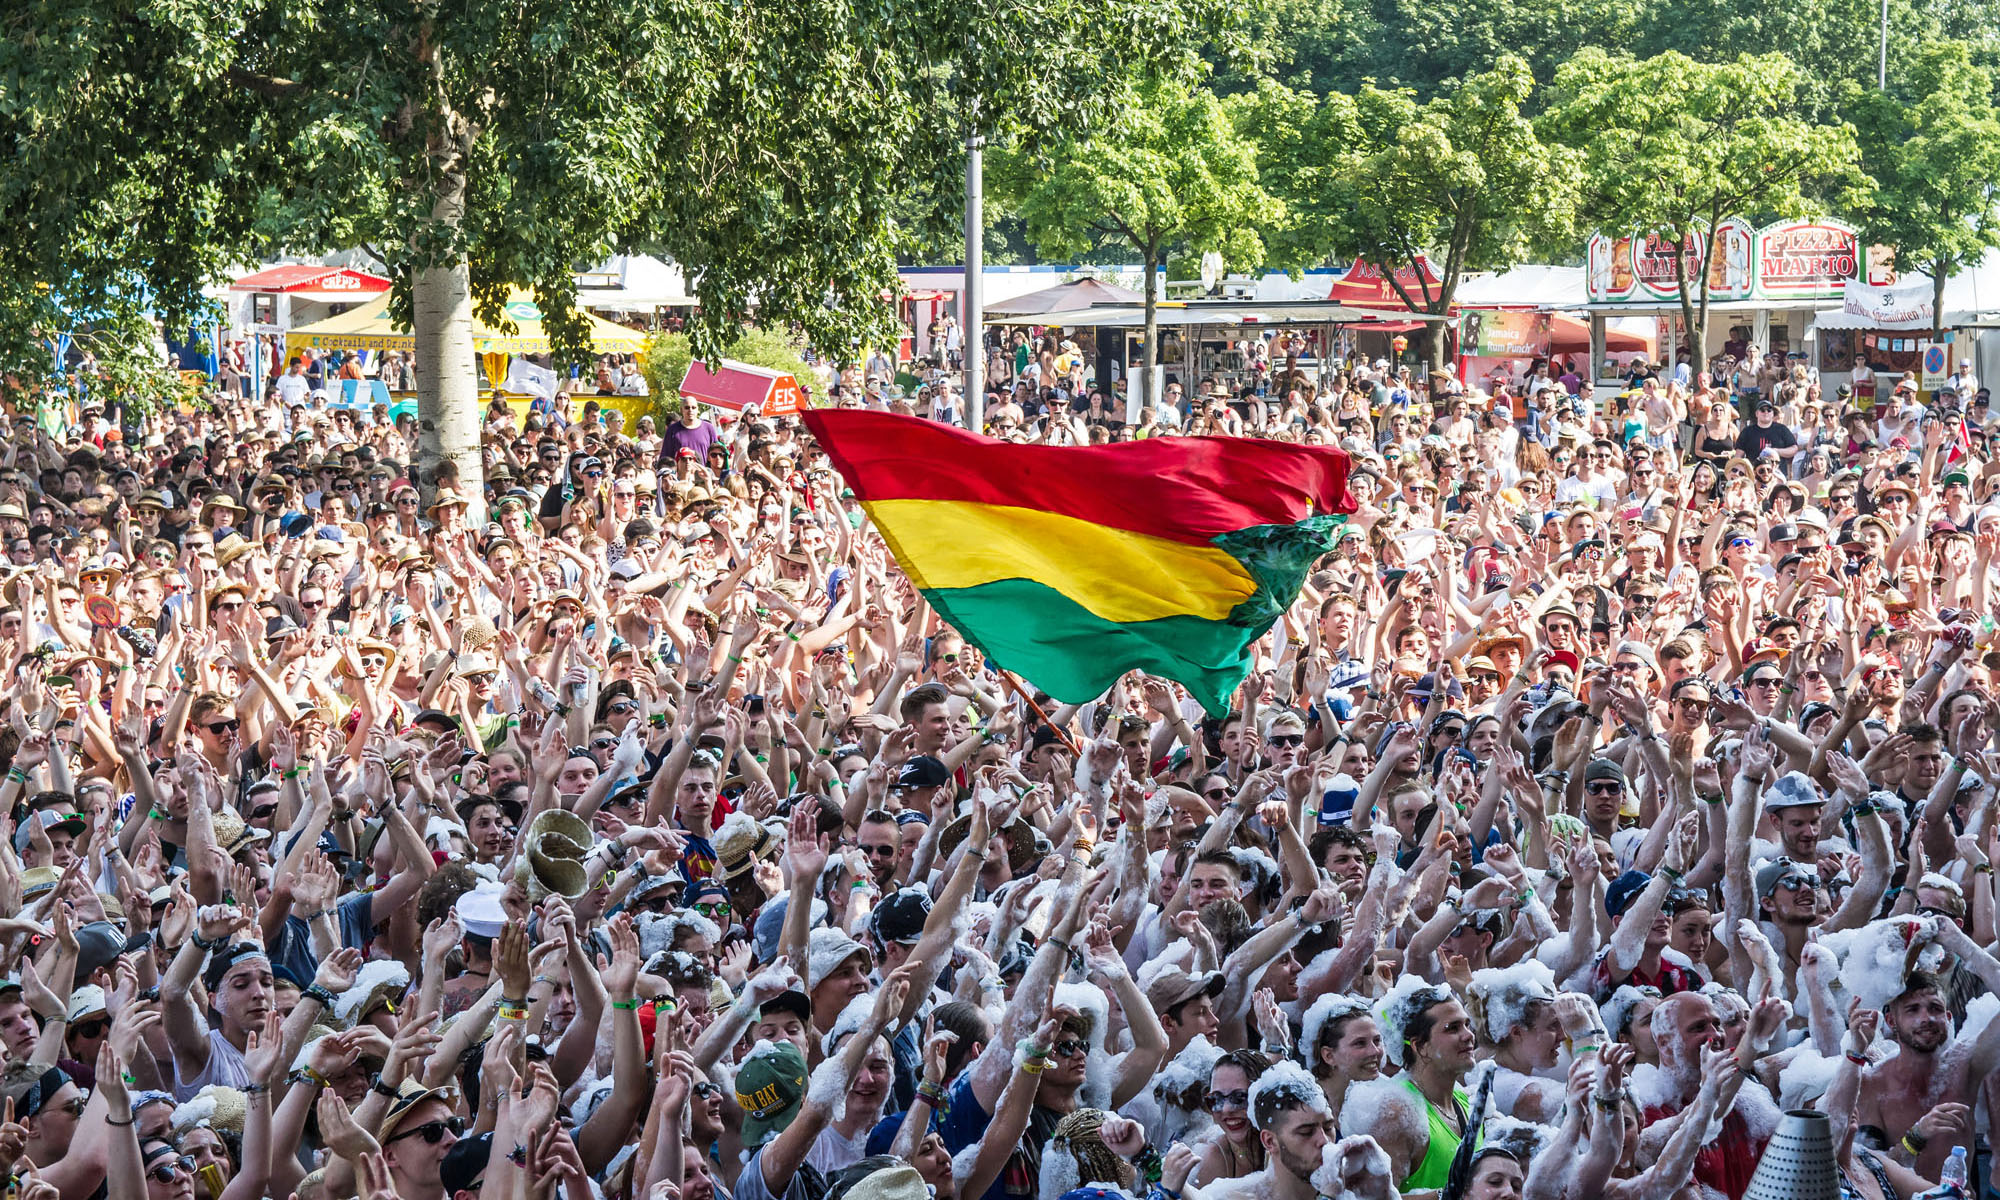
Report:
1978,864,1995,875
726,654,742,664
916,1081,947,1106
501,996,527,1010
1571,1042,1601,1055
302,984,337,1008
242,1082,271,1096
1844,1051,1870,1065
1902,1132,1928,1155
149,808,170,821
5,768,28,784
499,1006,530,1020
1698,793,1724,805
290,1067,331,1089
191,931,222,952
1020,1060,1046,1075
373,1078,401,1098
1660,866,1684,882
1018,1036,1051,1061
105,1116,134,1126
283,765,308,780
610,998,641,1010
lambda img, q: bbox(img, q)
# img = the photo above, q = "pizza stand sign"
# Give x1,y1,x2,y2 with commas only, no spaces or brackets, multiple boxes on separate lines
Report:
1588,218,1864,305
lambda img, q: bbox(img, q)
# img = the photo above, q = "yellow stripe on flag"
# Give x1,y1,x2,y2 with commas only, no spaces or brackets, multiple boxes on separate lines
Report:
866,498,1257,624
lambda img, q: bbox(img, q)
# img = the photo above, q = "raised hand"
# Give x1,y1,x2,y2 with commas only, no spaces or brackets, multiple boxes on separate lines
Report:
242,1008,287,1088
316,1089,381,1161
785,798,827,885
600,914,641,1001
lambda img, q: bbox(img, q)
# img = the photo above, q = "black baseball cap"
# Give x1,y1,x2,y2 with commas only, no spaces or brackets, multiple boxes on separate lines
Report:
441,1132,493,1195
895,756,951,790
871,887,932,945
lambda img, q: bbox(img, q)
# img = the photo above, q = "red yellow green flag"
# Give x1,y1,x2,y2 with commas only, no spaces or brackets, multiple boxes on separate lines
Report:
803,410,1354,712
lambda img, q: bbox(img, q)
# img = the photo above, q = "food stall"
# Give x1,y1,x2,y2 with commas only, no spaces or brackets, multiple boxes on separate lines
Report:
1582,217,1878,392
229,264,392,393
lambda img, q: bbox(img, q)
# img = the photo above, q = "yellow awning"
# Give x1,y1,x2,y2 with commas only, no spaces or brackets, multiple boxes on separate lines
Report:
284,290,647,359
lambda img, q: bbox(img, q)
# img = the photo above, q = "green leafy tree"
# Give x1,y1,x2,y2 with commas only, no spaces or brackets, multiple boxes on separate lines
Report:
1252,57,1574,370
1631,0,1999,118
1848,43,2000,338
994,79,1272,400
0,0,1227,503
1544,49,1859,372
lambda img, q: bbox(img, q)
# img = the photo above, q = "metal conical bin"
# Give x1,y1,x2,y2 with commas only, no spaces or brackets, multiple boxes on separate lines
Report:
1743,1109,1840,1200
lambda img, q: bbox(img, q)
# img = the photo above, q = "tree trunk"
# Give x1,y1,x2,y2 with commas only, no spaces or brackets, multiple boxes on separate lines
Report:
1425,277,1456,375
1139,243,1159,423
1933,256,1948,341
413,181,485,522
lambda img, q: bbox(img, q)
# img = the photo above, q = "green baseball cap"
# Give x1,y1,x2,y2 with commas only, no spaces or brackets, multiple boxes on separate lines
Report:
735,1041,808,1147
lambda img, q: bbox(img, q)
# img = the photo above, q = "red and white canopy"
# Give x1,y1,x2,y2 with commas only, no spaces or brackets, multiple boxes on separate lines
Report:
231,265,392,304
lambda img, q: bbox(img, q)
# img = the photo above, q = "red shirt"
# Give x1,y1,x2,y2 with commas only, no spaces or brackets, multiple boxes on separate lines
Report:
1593,953,1699,1002
1642,1104,1765,1200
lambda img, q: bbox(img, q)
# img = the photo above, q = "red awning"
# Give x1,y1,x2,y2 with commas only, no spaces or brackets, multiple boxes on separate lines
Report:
1326,257,1453,312
680,359,810,416
1355,320,1428,334
231,265,392,296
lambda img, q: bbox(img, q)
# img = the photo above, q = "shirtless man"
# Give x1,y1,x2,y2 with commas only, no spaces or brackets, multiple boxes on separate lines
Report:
1852,923,2000,1179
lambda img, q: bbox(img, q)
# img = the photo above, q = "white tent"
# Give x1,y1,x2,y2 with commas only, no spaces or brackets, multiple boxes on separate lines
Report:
1454,265,1586,309
576,255,697,310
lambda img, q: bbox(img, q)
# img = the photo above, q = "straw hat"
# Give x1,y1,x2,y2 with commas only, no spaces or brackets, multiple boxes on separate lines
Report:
213,533,257,569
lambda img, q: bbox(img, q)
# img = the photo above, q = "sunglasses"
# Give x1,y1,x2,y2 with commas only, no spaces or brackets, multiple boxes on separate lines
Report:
1050,1038,1088,1059
1202,787,1230,801
387,1116,466,1145
1584,780,1622,796
607,700,638,714
1267,734,1305,748
1769,875,1816,894
147,1156,196,1185
693,1081,722,1099
465,673,497,687
206,720,242,735
589,738,617,751
70,1017,109,1039
1204,1088,1250,1112
693,901,731,921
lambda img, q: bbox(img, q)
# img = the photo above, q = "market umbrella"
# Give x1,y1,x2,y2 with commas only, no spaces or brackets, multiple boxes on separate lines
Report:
986,278,1144,319
285,290,646,358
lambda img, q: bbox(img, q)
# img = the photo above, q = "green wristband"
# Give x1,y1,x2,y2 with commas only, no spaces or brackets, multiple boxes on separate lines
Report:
611,998,640,1010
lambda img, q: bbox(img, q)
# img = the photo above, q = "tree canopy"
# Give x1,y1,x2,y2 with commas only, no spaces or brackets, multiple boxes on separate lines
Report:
1848,42,2000,336
1543,49,1860,367
994,78,1273,389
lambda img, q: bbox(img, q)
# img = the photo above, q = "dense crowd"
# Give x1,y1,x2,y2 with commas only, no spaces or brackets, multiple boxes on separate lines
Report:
0,337,1993,1200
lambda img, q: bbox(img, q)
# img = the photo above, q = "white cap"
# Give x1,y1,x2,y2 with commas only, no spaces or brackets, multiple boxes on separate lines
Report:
68,985,107,1022
805,927,869,991
454,882,508,939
